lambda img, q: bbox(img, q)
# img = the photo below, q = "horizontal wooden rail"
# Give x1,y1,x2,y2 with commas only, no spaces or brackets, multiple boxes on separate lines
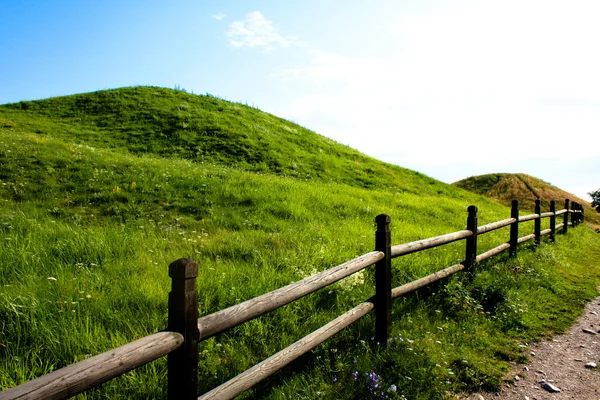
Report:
2,199,583,400
198,301,375,400
391,264,464,300
390,230,472,258
476,243,511,263
477,218,516,235
0,332,183,400
519,213,539,222
517,233,536,244
197,251,383,340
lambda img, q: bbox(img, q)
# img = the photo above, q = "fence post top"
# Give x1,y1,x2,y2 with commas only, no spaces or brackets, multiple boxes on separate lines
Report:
375,214,391,224
467,205,478,214
535,198,541,204
169,258,198,279
512,199,519,207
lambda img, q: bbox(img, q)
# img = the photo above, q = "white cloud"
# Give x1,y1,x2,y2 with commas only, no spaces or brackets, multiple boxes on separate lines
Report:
222,5,600,197
228,11,291,49
212,13,226,21
266,2,600,196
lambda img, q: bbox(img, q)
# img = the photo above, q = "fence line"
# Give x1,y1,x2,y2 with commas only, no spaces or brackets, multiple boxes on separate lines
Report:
0,199,585,400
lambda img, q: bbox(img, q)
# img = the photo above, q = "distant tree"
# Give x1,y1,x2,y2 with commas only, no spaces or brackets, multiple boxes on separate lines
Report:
589,189,600,212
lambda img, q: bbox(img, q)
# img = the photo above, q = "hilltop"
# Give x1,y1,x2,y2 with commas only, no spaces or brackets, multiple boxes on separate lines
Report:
1,87,600,399
454,173,600,227
0,86,446,193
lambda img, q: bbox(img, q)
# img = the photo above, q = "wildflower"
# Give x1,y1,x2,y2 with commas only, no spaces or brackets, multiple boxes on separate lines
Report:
86,294,92,299
388,384,397,392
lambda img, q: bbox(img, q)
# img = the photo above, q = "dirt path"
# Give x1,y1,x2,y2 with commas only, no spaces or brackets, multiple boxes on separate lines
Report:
467,294,600,400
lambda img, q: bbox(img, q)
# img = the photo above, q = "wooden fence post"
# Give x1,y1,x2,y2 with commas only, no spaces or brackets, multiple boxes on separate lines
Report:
375,214,392,346
168,258,199,400
534,199,541,246
563,199,570,234
510,200,519,257
572,202,578,227
580,203,585,224
465,206,478,277
550,200,556,243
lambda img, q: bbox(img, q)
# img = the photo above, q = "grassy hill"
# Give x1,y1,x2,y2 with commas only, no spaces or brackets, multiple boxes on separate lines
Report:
0,86,445,193
454,173,600,228
1,87,599,399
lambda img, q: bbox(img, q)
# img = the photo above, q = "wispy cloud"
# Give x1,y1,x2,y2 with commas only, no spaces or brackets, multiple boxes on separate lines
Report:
228,11,291,49
223,5,600,200
212,13,226,21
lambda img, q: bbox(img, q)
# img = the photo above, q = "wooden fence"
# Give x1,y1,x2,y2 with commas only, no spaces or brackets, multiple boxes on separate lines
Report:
0,199,586,400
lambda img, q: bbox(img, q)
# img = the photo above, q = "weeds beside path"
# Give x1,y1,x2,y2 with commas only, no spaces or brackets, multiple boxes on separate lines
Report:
466,291,600,400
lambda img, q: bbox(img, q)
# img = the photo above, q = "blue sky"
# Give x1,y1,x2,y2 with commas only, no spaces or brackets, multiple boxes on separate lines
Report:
1,1,599,201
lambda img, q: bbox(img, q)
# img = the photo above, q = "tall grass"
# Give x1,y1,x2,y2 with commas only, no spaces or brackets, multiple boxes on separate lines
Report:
1,88,599,399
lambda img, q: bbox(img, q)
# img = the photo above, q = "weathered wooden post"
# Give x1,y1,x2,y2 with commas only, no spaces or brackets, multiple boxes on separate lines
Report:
577,203,583,226
580,203,585,224
375,214,392,346
465,206,478,277
572,202,578,227
510,200,519,257
168,258,199,400
563,199,570,234
534,199,541,246
549,200,556,243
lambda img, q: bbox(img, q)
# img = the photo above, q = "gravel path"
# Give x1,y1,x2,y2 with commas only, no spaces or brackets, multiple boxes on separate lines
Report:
466,294,600,400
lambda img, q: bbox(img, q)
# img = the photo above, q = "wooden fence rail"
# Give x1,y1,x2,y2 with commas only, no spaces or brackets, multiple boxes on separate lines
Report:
0,199,585,400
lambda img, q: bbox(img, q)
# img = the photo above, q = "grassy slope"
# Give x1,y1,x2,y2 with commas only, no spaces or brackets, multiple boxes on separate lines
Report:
1,88,599,399
454,173,600,227
0,86,441,192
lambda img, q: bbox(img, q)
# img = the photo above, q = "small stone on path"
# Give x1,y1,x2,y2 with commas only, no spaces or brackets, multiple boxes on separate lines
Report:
582,328,596,335
542,382,561,393
585,362,597,369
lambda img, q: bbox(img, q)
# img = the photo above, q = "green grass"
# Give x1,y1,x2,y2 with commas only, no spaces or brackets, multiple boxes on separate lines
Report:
0,86,450,193
1,87,599,399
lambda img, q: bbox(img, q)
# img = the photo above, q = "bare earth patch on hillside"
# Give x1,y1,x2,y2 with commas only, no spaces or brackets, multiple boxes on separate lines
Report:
464,292,600,400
